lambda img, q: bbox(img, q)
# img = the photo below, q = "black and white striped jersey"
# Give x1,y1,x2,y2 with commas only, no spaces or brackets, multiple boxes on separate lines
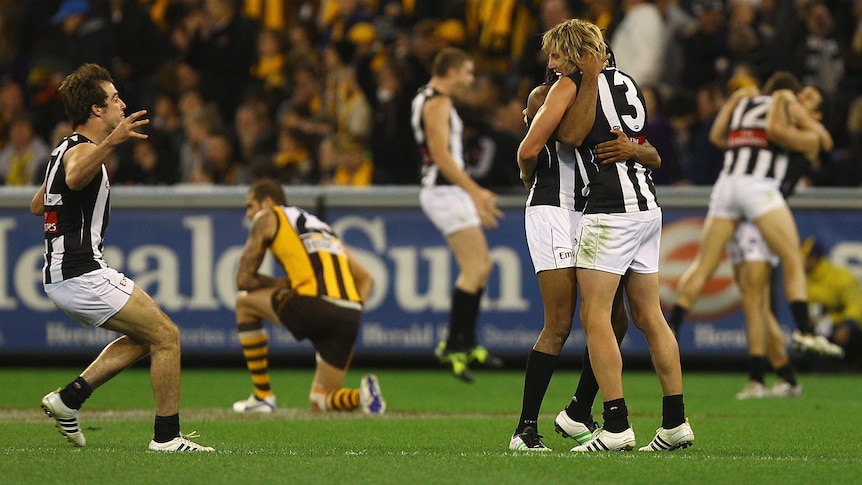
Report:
410,85,465,187
525,133,587,212
41,134,110,284
568,68,659,214
720,95,792,184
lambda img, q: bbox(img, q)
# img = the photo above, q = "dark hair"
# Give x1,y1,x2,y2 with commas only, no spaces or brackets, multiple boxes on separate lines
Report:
58,63,114,128
248,179,287,206
431,47,470,77
762,71,802,95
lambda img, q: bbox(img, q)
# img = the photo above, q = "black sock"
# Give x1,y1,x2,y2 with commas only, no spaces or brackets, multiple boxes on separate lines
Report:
602,398,629,433
790,301,814,334
669,305,688,334
566,348,599,423
661,394,685,429
446,288,483,351
749,356,768,383
775,364,798,387
153,414,181,443
516,350,558,434
59,376,92,410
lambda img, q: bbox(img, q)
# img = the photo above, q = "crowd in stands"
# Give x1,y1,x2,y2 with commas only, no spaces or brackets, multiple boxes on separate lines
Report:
0,0,860,191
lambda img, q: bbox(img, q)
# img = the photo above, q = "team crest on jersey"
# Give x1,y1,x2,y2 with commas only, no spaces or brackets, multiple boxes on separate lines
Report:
44,211,58,234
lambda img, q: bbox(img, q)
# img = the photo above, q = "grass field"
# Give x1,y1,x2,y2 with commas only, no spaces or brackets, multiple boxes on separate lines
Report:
2,366,861,485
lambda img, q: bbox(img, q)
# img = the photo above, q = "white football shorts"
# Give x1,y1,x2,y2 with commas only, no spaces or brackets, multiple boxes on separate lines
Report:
575,208,662,275
44,267,135,327
419,185,481,236
728,220,779,266
706,173,786,221
525,205,581,273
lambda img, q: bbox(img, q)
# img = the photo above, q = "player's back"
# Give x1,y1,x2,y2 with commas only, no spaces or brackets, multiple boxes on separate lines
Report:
570,68,657,214
269,206,362,304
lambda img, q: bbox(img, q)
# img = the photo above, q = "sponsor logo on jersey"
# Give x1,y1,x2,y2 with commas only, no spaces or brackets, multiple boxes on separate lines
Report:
44,211,58,234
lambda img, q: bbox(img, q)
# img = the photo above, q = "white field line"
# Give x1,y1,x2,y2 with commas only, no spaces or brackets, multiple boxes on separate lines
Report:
0,408,517,424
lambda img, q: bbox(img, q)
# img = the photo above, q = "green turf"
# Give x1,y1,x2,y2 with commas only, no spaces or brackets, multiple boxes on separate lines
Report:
2,367,861,484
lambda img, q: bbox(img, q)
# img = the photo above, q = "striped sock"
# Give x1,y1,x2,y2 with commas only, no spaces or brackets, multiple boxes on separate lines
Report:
326,388,360,411
238,321,273,400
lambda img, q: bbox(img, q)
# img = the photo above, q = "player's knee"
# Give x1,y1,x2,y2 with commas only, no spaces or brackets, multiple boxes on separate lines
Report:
150,320,180,350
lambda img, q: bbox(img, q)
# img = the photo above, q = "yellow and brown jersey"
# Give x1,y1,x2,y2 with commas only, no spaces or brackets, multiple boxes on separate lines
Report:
269,205,361,304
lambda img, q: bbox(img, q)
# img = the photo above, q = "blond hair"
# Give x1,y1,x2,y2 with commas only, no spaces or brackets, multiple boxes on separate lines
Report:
541,19,607,75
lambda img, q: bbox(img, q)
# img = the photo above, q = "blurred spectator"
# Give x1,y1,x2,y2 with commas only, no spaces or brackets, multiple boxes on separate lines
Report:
100,0,170,112
318,0,374,44
197,130,245,184
0,113,50,185
517,0,573,98
151,91,184,153
460,74,521,191
179,104,222,183
800,1,844,96
658,91,698,185
370,59,421,185
658,0,697,87
686,81,727,185
182,0,259,122
724,0,763,67
825,95,862,187
679,0,728,92
641,85,679,185
48,0,114,74
322,41,372,140
315,133,338,185
177,87,205,119
611,0,668,88
331,134,373,187
234,98,277,166
273,126,314,184
31,119,73,181
283,22,320,80
463,108,521,191
396,19,445,93
113,128,179,185
0,78,26,149
464,0,533,76
250,28,287,106
581,0,620,34
0,1,29,87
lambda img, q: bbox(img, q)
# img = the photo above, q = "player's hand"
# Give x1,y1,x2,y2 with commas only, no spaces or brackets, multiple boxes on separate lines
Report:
108,110,149,146
579,51,610,78
472,188,503,229
595,129,637,164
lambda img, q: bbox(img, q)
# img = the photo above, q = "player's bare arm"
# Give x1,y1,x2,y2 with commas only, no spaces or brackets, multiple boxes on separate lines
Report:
787,101,833,152
557,52,609,147
236,209,281,291
518,76,579,188
345,248,374,305
766,90,821,161
64,110,149,190
518,84,551,187
595,129,661,169
709,86,759,149
30,182,46,216
424,96,502,228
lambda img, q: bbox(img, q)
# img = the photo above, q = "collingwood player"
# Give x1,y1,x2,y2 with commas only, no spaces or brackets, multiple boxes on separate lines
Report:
31,63,212,451
410,47,504,383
